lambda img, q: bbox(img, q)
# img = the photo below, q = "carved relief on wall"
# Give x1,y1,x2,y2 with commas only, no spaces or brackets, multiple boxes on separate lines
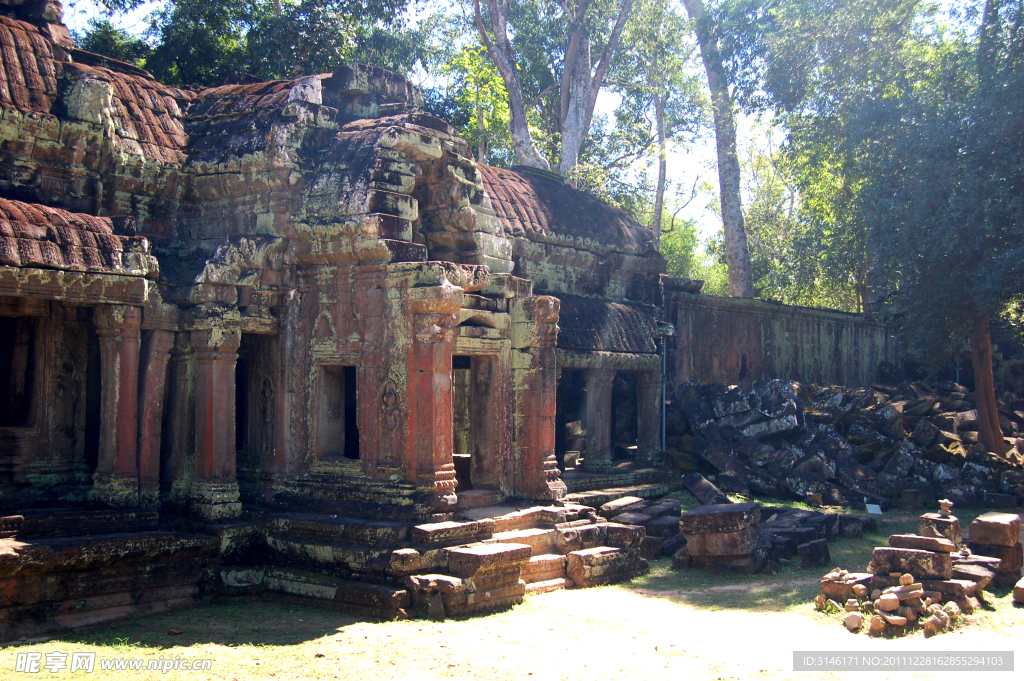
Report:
378,378,402,474
259,377,275,457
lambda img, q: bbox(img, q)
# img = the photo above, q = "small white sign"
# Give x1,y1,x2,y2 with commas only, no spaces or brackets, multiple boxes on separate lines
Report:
866,504,883,515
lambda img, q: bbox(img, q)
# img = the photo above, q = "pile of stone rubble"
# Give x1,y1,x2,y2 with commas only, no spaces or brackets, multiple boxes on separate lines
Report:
815,502,1024,636
664,378,1024,509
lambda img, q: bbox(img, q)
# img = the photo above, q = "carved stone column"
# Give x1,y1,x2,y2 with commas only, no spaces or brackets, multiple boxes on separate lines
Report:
582,368,616,473
511,296,566,500
162,333,194,509
89,304,142,508
407,281,463,518
190,328,242,522
136,329,174,508
636,371,663,466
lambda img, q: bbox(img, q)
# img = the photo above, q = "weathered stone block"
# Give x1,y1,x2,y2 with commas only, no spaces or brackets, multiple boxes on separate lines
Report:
614,512,654,527
679,503,760,535
565,547,648,587
888,534,956,553
798,539,830,568
645,515,681,538
684,525,759,557
1014,576,1024,604
918,513,962,545
604,523,646,550
868,547,952,579
639,536,664,560
968,512,1021,547
820,572,872,601
598,496,645,518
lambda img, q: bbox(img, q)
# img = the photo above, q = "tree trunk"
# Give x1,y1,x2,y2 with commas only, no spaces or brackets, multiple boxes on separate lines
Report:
476,82,486,163
652,85,666,248
557,0,635,178
970,315,1006,456
272,0,282,17
682,0,754,298
475,0,550,169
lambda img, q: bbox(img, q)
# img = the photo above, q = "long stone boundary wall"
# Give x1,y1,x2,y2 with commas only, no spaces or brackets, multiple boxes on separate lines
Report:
667,293,898,389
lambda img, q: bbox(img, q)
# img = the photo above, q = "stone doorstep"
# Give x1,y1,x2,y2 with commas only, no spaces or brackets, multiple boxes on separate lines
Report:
968,512,1022,547
445,542,532,577
525,577,572,595
968,542,1024,572
492,528,556,554
679,503,761,535
866,547,953,580
888,534,956,553
521,554,567,582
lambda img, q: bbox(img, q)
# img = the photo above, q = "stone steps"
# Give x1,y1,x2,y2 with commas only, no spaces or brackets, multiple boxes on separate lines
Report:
525,577,572,595
493,527,557,554
522,553,567,583
219,566,409,620
563,483,674,509
565,545,649,587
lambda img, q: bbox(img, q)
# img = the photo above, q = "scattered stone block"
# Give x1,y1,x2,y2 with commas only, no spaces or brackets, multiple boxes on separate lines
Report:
838,516,864,539
685,525,759,557
614,512,654,527
918,513,962,545
867,547,952,580
820,572,872,601
681,473,730,506
1014,576,1024,604
446,543,532,577
798,539,830,568
660,533,687,557
888,534,956,553
566,546,648,587
992,569,1022,588
639,536,664,561
968,542,1024,572
981,492,1017,508
968,512,1021,547
598,496,645,518
843,612,863,630
900,488,930,510
644,515,681,538
951,555,1000,589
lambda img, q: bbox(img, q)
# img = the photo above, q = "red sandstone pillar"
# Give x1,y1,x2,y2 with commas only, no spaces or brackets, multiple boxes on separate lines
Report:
512,296,566,500
582,368,616,473
89,305,142,508
189,328,242,522
136,329,174,508
636,371,663,466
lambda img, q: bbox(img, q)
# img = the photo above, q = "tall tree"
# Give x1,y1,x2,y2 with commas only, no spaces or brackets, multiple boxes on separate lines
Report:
607,0,708,246
681,0,753,297
473,0,635,176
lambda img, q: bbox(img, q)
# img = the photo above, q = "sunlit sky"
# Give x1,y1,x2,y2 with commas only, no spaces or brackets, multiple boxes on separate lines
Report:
60,0,968,244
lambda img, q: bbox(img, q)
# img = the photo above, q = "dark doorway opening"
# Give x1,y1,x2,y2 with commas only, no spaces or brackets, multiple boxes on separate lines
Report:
316,365,360,460
555,369,586,472
612,371,638,462
0,317,35,428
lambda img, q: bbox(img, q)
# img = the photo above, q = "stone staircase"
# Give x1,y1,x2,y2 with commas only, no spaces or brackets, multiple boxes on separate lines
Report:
218,502,652,620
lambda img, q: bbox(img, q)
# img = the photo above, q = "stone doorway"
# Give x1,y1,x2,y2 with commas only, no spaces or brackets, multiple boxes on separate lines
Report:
451,354,505,505
555,369,586,472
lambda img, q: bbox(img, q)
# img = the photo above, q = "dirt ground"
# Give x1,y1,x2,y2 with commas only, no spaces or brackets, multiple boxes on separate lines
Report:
2,509,1022,680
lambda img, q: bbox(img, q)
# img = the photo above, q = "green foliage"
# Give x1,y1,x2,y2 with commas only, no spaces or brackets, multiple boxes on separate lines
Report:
87,0,424,88
72,18,152,66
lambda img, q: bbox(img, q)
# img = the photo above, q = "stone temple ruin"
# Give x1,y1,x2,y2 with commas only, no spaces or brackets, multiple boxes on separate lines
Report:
0,2,669,639
0,2,1018,644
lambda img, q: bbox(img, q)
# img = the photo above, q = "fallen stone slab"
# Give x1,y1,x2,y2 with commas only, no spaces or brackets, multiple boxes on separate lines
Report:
679,503,760,535
968,512,1021,547
888,534,956,553
682,473,730,506
645,515,681,538
867,547,952,580
644,500,682,518
968,542,1024,572
870,575,978,599
951,560,998,589
599,496,646,518
614,512,654,527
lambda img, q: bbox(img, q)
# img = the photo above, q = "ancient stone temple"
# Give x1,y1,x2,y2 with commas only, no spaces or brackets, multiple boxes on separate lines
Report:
0,2,665,638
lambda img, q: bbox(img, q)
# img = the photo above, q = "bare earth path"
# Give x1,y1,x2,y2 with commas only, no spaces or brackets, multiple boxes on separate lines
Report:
1,582,1021,681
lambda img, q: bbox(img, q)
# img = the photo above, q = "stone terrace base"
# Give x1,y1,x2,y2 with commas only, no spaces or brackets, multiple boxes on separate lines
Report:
0,532,218,642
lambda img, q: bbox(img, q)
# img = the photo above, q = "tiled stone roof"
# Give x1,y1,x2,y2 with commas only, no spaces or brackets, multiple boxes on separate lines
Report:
556,295,660,354
0,15,59,114
0,198,155,277
478,165,656,254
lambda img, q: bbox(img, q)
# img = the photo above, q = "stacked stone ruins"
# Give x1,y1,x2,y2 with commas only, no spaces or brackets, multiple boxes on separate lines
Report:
0,1,666,640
